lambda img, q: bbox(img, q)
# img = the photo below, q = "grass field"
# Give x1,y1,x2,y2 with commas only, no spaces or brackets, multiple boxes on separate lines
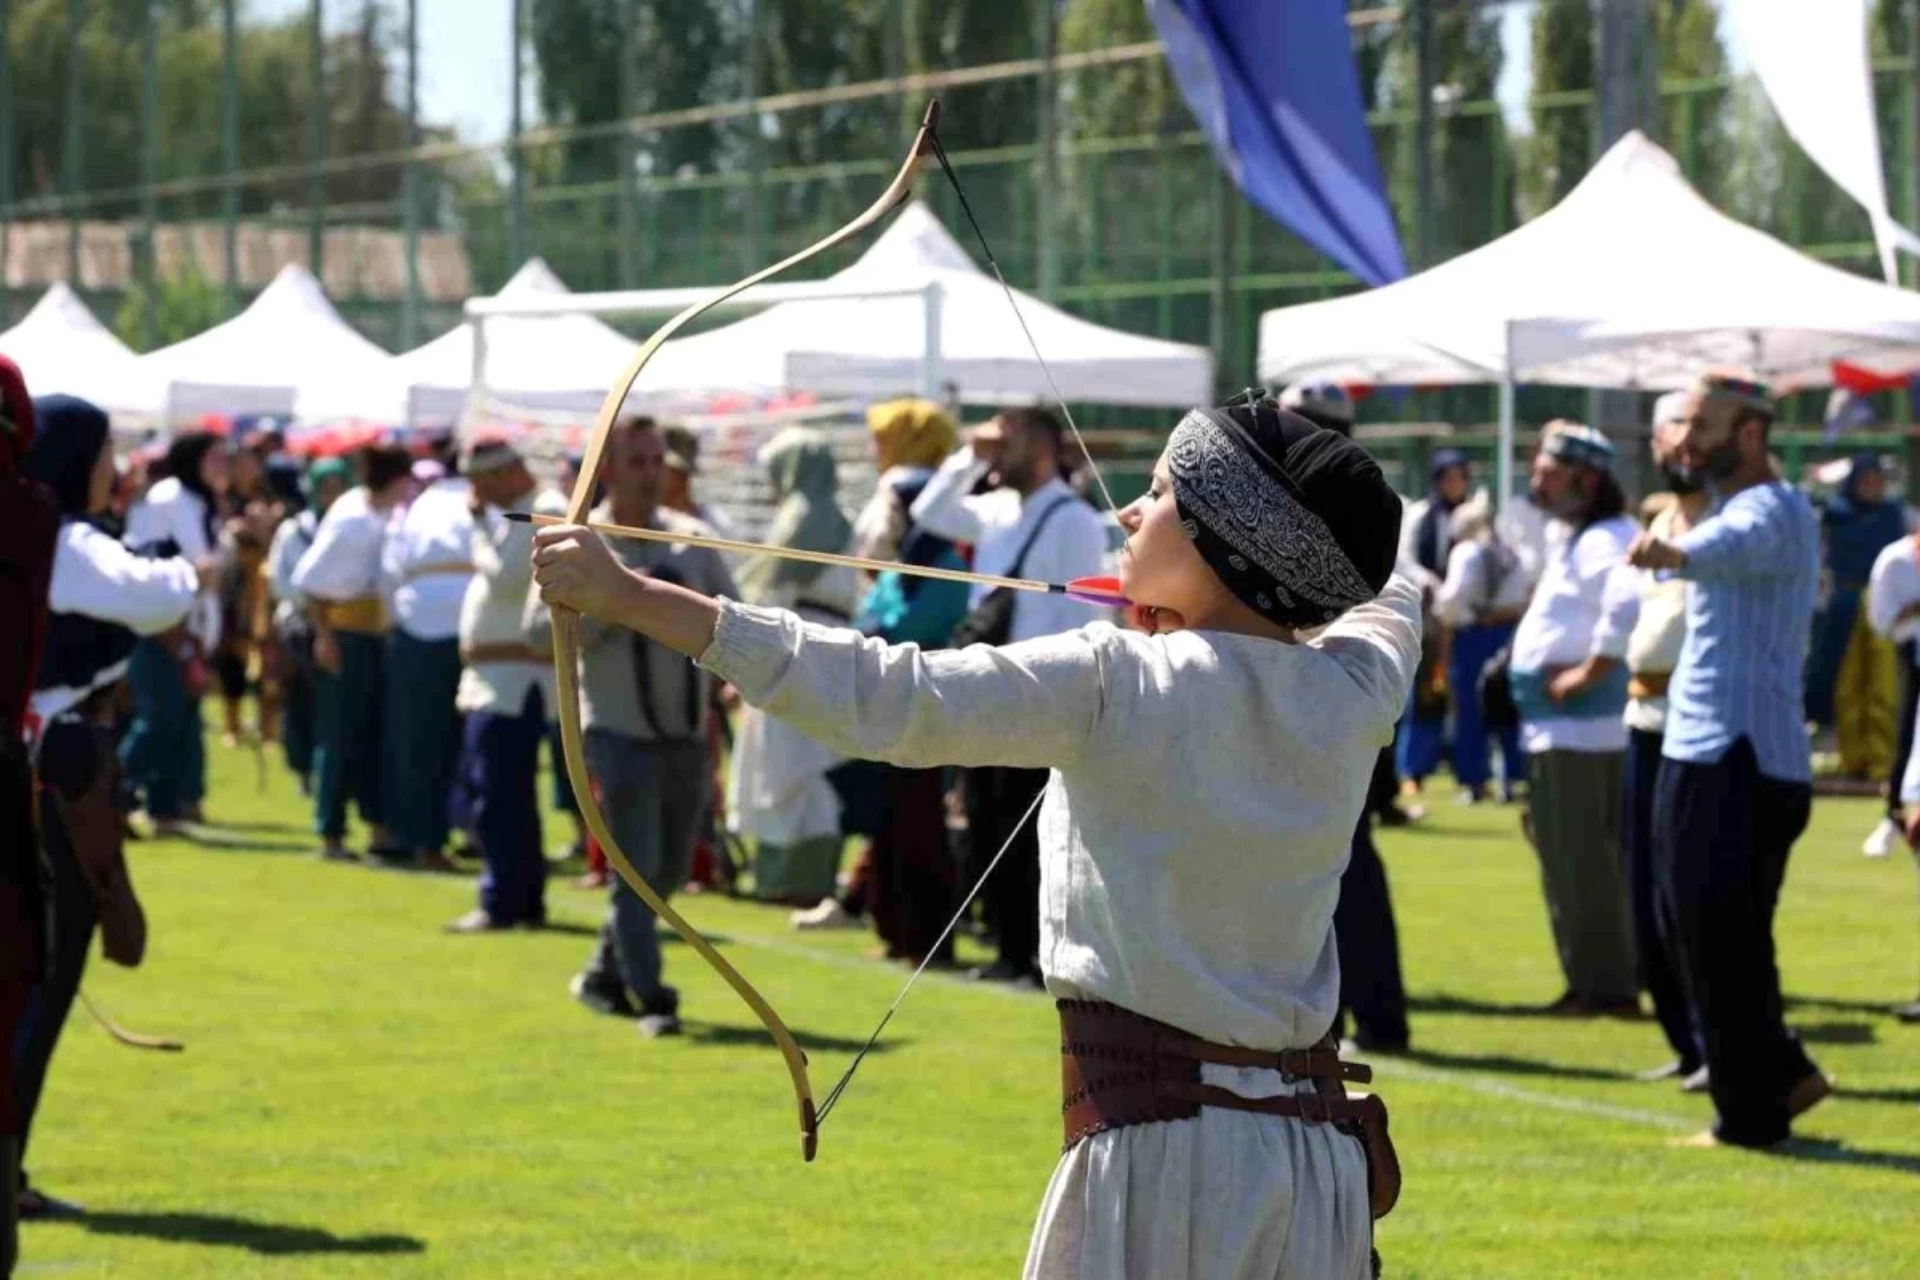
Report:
15,737,1920,1279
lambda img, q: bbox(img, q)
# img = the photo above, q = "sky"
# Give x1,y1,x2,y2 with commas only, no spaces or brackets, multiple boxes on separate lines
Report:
251,0,1757,146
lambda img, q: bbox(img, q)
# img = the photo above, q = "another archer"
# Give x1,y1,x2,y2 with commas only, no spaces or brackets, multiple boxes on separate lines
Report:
533,394,1417,1280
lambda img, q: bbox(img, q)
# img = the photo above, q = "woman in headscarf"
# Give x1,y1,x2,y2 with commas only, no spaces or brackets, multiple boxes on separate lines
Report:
120,431,228,831
535,395,1416,1279
1810,453,1908,779
727,428,861,904
851,398,959,562
1394,447,1473,801
17,396,196,1223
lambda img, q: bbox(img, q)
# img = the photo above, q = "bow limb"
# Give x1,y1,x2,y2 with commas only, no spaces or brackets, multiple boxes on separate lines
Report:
552,101,943,1164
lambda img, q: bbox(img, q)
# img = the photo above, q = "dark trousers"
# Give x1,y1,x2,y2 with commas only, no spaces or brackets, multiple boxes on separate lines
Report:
1889,641,1918,818
312,631,386,841
384,630,463,853
9,797,97,1189
869,766,958,964
1335,815,1409,1049
966,766,1049,978
120,637,203,820
1653,737,1815,1146
281,663,316,786
460,686,549,925
1623,728,1702,1071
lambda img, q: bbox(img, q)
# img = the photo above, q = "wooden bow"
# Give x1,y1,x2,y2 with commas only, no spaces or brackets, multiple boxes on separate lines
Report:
552,102,944,1163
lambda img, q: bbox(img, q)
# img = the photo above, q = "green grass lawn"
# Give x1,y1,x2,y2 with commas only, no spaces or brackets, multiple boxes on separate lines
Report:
17,739,1920,1278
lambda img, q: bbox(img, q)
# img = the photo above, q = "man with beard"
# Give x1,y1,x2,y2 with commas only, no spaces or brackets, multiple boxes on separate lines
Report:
1508,423,1640,1018
1622,394,1711,1088
911,408,1108,987
1629,374,1828,1147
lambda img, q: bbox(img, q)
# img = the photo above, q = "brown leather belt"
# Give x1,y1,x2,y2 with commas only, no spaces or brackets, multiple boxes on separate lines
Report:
461,642,548,665
405,560,475,582
1058,998,1401,1218
1628,671,1671,700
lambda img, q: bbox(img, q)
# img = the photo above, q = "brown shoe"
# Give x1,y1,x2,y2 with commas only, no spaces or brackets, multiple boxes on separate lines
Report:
445,908,510,934
1786,1070,1834,1120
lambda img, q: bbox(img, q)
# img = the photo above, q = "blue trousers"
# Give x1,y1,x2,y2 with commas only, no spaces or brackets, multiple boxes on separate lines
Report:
1449,622,1525,791
312,631,386,840
459,686,549,925
119,636,204,820
383,630,463,853
1395,702,1446,784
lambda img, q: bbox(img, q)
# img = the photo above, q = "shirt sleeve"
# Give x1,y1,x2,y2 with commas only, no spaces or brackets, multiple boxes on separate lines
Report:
49,526,200,636
698,600,1107,771
1313,575,1423,726
1674,491,1793,581
906,445,994,545
1866,545,1910,637
266,518,304,604
1432,542,1484,627
1574,526,1637,659
293,505,374,601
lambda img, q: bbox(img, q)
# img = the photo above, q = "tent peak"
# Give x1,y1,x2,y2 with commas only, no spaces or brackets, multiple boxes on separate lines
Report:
499,257,571,298
855,201,981,277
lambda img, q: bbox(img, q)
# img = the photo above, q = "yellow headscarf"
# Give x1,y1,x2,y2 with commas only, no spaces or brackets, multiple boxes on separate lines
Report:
866,398,957,473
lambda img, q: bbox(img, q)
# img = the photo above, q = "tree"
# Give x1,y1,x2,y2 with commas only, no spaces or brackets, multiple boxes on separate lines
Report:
1522,0,1593,217
114,258,223,351
1653,0,1730,204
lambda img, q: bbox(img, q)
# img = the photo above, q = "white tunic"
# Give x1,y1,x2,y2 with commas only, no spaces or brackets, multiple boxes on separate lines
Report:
33,524,199,725
124,476,222,649
457,486,569,716
383,477,476,641
1866,534,1920,646
699,575,1421,1280
1509,515,1639,754
292,488,390,604
909,445,1109,643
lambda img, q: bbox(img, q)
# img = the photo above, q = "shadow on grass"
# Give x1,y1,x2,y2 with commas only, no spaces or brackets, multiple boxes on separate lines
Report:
680,1020,900,1056
172,827,316,854
527,919,599,938
67,1211,424,1256
1835,1084,1920,1106
1790,1020,1877,1046
1395,1045,1634,1083
1785,994,1912,1018
1768,1138,1920,1177
1409,992,1565,1019
660,931,734,947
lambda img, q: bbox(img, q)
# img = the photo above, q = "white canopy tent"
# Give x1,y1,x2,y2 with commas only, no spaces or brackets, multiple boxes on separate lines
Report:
0,283,163,417
391,257,641,426
1258,132,1920,505
636,201,1213,408
134,263,395,424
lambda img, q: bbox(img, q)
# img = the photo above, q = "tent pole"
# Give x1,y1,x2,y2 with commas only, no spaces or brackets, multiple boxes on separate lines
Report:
1497,338,1515,517
468,314,487,435
920,280,944,400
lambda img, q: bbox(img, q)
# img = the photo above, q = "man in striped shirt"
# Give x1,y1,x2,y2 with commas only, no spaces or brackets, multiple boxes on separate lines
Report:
1628,373,1829,1148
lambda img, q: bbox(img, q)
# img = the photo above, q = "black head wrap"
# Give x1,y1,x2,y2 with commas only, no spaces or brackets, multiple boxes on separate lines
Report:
26,394,111,518
1167,397,1401,628
162,431,221,542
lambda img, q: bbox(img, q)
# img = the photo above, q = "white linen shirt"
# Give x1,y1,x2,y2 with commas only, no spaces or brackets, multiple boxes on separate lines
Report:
1867,534,1920,646
1509,514,1640,753
1432,538,1530,628
33,524,199,724
383,478,477,641
291,488,390,603
701,574,1422,1050
124,476,221,648
457,486,569,715
909,445,1109,644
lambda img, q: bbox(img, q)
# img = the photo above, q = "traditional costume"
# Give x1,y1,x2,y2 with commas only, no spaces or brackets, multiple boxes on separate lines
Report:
1809,455,1907,778
453,439,568,926
120,439,223,822
728,429,863,904
292,482,394,848
265,458,352,788
698,401,1413,1279
18,396,195,1220
381,473,475,857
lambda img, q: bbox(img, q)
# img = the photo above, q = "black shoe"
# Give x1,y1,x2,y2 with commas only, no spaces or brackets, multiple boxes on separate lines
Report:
569,972,638,1018
1374,804,1412,828
637,986,682,1038
18,1185,86,1220
1636,1058,1698,1083
968,960,1041,989
1894,998,1920,1023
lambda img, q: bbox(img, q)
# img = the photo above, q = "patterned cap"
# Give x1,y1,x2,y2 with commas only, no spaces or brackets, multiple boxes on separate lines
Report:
1694,372,1773,415
1540,421,1616,471
462,430,521,475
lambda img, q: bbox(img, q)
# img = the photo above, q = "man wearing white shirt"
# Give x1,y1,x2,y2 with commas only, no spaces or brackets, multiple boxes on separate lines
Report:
446,436,569,932
293,445,411,862
910,407,1107,986
264,458,352,792
381,463,477,870
1864,531,1920,857
1508,423,1641,1017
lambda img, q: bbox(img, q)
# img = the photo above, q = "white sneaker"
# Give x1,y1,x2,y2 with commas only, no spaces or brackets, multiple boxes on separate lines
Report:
789,898,858,931
1862,816,1901,858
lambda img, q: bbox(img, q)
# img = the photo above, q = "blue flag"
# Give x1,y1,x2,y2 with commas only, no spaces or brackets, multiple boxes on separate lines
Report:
1149,0,1408,286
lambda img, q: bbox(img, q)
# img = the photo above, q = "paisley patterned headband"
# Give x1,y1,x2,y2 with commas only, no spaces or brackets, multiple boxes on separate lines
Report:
1166,407,1378,627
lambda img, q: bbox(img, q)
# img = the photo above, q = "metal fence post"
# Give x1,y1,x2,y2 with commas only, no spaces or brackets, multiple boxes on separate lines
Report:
1413,0,1433,267
509,0,525,269
65,0,81,289
142,0,159,347
222,0,238,311
743,0,763,275
617,0,637,287
308,0,324,281
403,0,421,349
1036,0,1058,301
